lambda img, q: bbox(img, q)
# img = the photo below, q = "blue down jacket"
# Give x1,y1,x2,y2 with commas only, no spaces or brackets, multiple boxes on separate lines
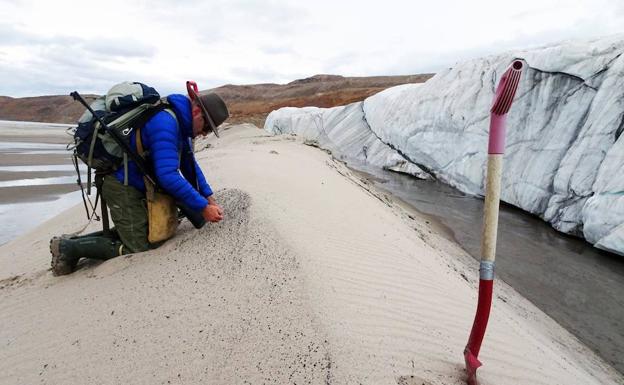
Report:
114,94,213,212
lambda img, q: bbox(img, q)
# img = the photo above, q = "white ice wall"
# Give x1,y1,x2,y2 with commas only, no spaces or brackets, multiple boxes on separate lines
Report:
265,35,624,255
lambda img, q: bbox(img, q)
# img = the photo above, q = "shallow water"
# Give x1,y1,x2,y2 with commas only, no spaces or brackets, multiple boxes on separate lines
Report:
0,135,83,245
0,141,66,151
347,159,624,374
0,176,79,188
0,164,79,172
0,190,83,245
0,120,71,130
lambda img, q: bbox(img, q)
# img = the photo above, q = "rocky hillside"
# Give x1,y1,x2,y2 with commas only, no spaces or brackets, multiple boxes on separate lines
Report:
0,74,432,125
211,74,432,126
0,95,99,124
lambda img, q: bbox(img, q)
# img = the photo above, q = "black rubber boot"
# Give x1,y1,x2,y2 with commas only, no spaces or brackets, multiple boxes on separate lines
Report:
67,228,119,240
50,236,76,276
50,235,125,276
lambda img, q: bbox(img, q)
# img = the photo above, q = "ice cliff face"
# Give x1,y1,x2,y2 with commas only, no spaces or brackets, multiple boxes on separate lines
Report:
264,35,624,256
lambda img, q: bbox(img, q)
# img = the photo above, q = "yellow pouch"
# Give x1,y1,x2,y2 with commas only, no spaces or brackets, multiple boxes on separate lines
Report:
145,179,179,243
135,125,178,244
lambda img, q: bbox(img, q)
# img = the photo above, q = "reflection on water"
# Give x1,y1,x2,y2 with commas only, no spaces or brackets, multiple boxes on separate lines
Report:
3,150,69,155
0,120,71,130
0,141,67,155
347,159,624,374
0,137,83,245
0,191,83,245
0,141,66,151
0,176,79,188
0,165,82,172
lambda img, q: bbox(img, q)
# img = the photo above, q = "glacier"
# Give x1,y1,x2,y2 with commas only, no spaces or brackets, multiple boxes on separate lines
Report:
264,35,624,256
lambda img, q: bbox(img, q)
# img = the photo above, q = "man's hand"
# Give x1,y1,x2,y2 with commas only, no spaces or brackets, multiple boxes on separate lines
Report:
202,203,223,223
207,196,223,217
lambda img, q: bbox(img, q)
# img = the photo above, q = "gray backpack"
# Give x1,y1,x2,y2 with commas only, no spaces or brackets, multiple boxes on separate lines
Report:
72,81,170,172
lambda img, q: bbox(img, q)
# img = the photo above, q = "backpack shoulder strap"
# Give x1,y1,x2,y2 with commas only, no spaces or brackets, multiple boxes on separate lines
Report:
132,101,170,131
135,126,156,198
163,108,178,122
136,126,146,157
133,102,179,156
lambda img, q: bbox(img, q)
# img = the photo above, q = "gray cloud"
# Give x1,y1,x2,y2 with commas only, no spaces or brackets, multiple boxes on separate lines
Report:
142,0,310,47
365,27,624,77
0,62,154,97
0,43,154,97
1,0,623,97
0,24,41,45
86,38,157,59
0,21,161,96
0,48,223,97
233,0,310,33
228,64,304,85
259,44,296,56
618,3,624,15
0,22,156,60
510,5,558,21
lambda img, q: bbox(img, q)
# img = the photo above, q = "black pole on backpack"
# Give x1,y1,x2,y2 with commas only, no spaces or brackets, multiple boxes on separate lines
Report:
95,173,111,237
70,91,156,186
70,91,206,230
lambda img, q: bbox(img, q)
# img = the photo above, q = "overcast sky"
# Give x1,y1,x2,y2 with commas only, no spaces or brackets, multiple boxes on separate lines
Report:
0,0,622,97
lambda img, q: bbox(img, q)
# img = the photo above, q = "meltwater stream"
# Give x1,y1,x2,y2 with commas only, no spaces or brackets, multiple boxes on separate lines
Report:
347,160,624,374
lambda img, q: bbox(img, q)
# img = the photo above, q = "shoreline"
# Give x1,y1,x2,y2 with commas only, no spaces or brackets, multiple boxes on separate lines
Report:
0,122,83,243
0,119,73,144
0,124,622,384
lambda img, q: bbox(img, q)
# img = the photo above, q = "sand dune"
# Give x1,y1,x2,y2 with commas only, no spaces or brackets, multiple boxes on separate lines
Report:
0,124,621,384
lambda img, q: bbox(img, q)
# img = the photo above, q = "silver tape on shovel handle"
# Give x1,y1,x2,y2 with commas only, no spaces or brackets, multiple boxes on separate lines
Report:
479,261,495,280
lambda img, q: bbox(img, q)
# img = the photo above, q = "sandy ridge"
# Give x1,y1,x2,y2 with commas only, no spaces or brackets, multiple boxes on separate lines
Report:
0,124,622,384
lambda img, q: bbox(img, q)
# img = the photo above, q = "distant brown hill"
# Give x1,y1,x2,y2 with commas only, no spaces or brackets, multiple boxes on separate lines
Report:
0,95,99,124
210,74,433,126
0,74,433,126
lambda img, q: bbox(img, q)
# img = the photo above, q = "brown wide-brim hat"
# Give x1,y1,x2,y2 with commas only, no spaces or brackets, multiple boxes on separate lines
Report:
188,88,229,138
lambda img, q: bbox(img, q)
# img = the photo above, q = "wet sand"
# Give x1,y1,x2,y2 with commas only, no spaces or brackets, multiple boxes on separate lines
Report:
0,184,79,203
0,119,73,144
0,170,75,182
0,124,621,385
0,152,72,166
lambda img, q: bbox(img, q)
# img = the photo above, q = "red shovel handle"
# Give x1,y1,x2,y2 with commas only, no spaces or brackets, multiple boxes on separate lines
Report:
186,81,199,100
491,60,523,115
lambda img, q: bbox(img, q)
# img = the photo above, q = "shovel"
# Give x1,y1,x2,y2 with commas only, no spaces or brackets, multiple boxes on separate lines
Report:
464,59,524,385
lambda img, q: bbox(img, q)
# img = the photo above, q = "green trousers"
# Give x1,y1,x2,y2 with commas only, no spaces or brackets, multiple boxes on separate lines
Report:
101,174,151,253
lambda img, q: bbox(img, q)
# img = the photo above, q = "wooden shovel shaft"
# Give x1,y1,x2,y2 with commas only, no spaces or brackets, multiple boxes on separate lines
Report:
481,154,503,262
